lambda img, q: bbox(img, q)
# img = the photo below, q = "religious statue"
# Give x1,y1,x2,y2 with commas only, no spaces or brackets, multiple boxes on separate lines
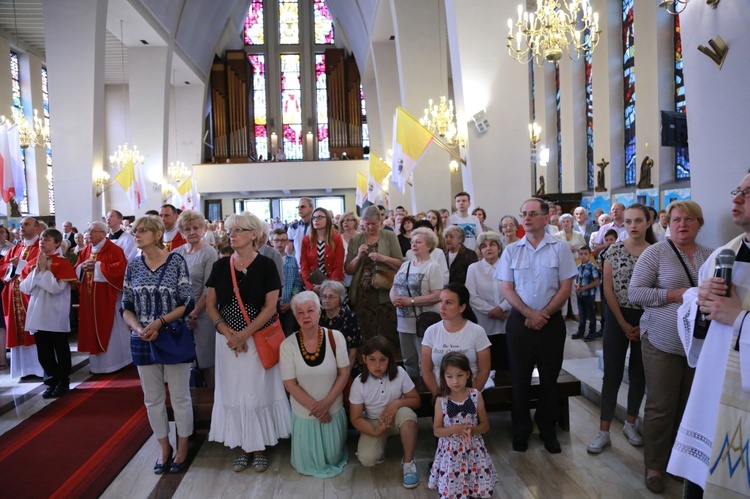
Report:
595,158,609,192
536,176,546,196
637,156,654,189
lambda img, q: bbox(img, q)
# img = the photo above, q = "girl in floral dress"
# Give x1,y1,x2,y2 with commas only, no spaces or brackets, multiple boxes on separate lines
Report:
429,352,498,498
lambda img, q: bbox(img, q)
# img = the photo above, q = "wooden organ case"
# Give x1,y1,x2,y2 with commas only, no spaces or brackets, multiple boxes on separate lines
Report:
325,48,363,159
209,51,255,162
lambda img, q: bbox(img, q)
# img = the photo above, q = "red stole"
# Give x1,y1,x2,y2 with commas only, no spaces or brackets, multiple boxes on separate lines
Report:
1,243,40,347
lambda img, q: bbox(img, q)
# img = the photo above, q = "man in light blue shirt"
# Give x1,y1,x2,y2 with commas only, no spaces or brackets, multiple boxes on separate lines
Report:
496,197,577,454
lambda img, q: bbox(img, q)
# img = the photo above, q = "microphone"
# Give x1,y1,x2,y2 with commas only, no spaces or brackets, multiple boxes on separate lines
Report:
693,249,735,340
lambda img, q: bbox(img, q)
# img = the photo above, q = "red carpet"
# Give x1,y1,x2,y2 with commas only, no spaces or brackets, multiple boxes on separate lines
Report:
0,365,152,498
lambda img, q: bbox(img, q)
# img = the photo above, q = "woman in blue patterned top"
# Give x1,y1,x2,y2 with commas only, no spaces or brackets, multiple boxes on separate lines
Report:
121,216,195,475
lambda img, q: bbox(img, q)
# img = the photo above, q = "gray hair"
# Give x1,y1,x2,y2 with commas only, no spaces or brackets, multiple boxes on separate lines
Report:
361,205,381,221
89,221,107,233
290,290,321,315
559,213,574,224
444,225,466,243
477,231,502,250
410,227,438,250
319,280,347,307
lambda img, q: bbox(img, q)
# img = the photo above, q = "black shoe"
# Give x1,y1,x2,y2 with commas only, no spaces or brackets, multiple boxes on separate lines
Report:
169,459,188,473
571,333,584,340
50,383,69,398
154,448,173,475
42,385,56,399
583,334,597,342
542,437,561,454
512,438,528,452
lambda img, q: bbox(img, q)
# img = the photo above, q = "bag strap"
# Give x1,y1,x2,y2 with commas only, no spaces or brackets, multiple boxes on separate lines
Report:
230,253,255,328
152,253,175,317
667,239,697,288
327,327,336,360
404,262,418,316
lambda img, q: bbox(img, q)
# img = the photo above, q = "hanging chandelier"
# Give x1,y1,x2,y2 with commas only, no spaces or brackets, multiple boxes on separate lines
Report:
109,142,144,171
0,107,50,149
168,160,190,184
507,0,601,65
419,96,462,148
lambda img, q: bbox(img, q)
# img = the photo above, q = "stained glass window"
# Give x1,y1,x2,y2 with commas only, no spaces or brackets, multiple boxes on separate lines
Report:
41,67,54,214
249,55,269,161
555,63,562,193
360,85,368,156
313,0,334,45
10,51,27,213
315,54,329,159
281,54,302,159
674,11,690,180
279,0,299,45
585,48,594,191
244,0,265,45
623,0,636,186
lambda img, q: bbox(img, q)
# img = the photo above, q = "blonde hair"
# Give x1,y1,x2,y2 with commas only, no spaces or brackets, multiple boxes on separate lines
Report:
133,216,166,249
177,209,206,233
667,200,704,227
225,212,263,249
411,227,438,251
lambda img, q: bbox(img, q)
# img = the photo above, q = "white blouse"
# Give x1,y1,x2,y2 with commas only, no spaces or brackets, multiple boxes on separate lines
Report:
465,259,510,335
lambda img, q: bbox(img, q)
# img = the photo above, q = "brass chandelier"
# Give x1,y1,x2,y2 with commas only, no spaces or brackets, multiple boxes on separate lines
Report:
507,0,601,65
419,96,462,148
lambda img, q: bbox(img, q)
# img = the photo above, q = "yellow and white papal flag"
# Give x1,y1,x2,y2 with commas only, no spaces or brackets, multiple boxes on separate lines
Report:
356,172,368,208
391,106,434,194
113,160,147,210
177,177,199,211
367,155,391,205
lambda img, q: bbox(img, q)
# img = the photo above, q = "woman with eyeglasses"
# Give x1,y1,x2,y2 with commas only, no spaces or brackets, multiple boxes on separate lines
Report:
300,208,345,292
318,280,361,371
205,212,291,474
121,216,195,474
173,210,219,388
629,200,713,493
499,215,520,250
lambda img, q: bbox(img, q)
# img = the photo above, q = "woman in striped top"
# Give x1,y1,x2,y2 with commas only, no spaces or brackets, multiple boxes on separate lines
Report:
300,208,345,292
628,200,713,494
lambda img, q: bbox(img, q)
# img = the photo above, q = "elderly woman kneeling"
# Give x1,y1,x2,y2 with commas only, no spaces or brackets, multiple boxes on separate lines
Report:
280,291,350,478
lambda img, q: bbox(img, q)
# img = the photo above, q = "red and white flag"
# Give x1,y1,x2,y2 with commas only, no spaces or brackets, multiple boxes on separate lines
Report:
0,122,25,205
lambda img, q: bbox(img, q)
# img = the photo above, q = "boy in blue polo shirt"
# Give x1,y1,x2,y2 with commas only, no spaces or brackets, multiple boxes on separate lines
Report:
572,246,600,341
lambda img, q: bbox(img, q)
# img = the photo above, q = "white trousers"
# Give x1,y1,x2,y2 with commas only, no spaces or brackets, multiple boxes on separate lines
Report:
137,363,193,439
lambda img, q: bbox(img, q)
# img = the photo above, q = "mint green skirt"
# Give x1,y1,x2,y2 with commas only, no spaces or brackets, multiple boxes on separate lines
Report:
290,407,349,478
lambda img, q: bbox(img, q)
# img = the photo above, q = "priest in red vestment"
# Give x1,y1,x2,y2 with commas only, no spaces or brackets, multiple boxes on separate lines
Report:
0,216,42,378
160,204,186,251
76,221,132,373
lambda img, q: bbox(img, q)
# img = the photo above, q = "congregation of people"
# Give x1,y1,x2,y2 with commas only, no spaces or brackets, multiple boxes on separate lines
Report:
3,178,748,497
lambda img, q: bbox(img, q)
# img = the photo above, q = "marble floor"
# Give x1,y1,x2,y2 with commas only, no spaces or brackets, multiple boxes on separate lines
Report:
0,322,684,498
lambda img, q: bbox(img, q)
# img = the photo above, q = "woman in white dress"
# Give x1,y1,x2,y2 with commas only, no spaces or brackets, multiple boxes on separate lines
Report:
205,212,291,473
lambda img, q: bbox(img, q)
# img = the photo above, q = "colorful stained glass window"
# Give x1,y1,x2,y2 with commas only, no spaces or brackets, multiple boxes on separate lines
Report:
281,54,302,159
249,55,269,161
244,0,264,45
674,11,690,180
313,0,334,45
41,67,54,214
585,48,594,191
361,85,368,155
279,0,299,45
10,51,27,213
555,63,562,193
315,54,329,159
623,0,636,186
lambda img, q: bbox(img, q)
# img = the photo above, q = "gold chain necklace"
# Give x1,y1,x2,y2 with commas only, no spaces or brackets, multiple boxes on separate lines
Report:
299,327,323,361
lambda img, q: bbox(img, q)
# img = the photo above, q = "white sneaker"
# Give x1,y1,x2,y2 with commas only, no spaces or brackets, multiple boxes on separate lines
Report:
587,431,611,454
623,422,643,446
402,459,419,488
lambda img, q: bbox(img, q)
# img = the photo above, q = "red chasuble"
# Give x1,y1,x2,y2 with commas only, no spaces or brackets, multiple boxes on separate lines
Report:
0,242,40,347
75,239,127,355
165,231,186,252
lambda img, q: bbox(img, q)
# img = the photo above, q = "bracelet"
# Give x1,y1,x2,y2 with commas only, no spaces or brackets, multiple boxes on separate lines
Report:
411,298,415,305
159,317,166,327
213,317,226,327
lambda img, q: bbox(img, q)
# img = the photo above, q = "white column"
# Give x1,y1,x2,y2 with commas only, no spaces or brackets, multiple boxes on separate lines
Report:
445,0,531,229
128,46,172,214
19,52,48,215
0,36,12,216
558,57,587,193
634,2,673,187
591,0,623,193
534,63,558,194
392,0,452,213
43,0,107,227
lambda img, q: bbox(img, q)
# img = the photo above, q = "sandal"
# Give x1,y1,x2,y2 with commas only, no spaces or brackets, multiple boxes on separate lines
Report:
252,453,268,473
233,453,251,472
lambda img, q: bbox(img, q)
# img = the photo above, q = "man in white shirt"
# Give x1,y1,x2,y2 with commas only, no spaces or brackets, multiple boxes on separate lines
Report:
573,206,598,242
447,191,482,251
592,203,627,257
105,210,137,260
287,197,314,265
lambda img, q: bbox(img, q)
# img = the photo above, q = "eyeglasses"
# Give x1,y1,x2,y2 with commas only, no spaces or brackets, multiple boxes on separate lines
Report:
311,215,327,221
320,294,339,301
228,228,253,236
272,238,288,243
731,188,750,198
133,227,151,234
500,224,516,229
519,211,542,219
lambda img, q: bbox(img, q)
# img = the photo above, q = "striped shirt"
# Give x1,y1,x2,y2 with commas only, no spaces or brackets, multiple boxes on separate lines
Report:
628,240,713,356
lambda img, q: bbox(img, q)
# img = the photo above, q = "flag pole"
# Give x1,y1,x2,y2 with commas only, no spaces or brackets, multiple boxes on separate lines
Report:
429,135,466,165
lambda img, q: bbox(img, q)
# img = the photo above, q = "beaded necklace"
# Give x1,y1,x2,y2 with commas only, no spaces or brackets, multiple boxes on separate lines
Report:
299,326,323,361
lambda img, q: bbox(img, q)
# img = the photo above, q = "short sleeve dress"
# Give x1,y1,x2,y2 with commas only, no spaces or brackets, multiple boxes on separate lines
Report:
428,388,498,498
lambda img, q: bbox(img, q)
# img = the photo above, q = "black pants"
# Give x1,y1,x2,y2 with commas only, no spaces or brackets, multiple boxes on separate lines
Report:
600,306,645,421
35,331,71,386
506,310,566,441
488,333,509,372
599,282,608,332
576,294,596,336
